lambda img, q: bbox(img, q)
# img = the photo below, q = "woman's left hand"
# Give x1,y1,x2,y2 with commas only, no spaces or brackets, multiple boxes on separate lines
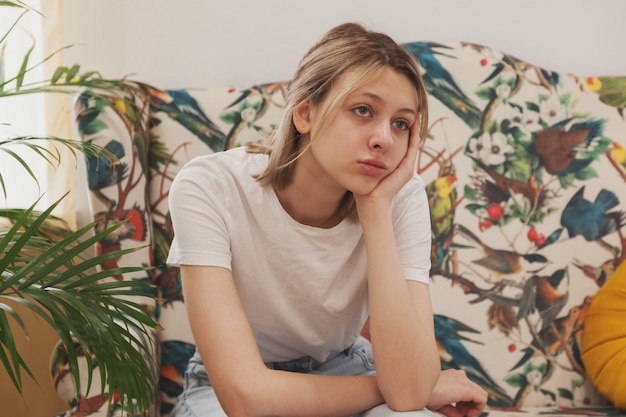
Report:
355,118,421,209
426,369,489,417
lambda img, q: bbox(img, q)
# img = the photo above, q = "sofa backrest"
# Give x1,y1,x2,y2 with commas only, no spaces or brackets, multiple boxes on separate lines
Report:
72,40,626,415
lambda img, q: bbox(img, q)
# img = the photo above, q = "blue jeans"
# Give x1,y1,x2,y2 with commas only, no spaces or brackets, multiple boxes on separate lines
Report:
170,336,436,417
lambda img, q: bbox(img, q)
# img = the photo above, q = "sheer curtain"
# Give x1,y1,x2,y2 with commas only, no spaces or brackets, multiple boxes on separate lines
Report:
1,0,77,228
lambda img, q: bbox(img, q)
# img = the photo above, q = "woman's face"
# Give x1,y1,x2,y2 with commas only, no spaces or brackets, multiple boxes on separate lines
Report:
296,67,419,197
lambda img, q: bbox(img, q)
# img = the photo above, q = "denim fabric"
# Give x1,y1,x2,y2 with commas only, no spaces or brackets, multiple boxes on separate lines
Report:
171,336,435,417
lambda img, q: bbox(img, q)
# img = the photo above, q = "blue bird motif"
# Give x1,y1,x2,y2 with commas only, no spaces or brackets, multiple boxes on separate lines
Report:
85,139,128,210
402,42,482,129
150,89,227,152
560,186,625,242
86,139,128,190
434,314,512,406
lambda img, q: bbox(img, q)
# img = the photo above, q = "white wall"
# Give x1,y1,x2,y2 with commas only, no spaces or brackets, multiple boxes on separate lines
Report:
61,0,626,90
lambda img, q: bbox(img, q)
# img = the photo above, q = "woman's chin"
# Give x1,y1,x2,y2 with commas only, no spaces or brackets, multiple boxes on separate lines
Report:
347,181,379,197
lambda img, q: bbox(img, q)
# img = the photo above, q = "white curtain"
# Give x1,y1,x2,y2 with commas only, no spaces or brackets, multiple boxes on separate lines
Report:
0,0,77,228
41,0,79,229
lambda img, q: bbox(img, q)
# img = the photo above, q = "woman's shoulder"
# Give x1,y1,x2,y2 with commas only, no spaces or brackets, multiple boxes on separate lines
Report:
177,147,267,179
397,172,426,198
170,147,267,199
390,172,429,217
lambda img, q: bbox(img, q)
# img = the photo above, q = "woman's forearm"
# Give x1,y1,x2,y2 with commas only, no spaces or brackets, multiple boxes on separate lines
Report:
359,204,440,410
221,369,384,417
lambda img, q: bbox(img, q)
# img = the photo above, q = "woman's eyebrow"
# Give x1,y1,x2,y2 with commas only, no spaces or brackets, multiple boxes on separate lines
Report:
354,92,418,116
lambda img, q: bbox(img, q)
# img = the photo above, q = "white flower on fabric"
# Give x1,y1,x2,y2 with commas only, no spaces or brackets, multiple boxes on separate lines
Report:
510,106,542,134
539,94,567,125
490,103,515,124
467,131,514,166
467,134,487,161
526,369,543,387
521,369,555,407
507,190,533,219
241,107,257,123
496,83,512,99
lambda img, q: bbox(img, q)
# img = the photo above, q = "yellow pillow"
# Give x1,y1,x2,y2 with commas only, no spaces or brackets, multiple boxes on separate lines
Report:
581,260,626,409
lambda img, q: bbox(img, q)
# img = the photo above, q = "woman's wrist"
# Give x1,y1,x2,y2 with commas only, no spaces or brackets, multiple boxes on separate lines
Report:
356,199,393,229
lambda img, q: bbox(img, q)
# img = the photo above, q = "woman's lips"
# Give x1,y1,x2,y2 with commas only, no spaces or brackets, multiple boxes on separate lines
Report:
358,159,387,176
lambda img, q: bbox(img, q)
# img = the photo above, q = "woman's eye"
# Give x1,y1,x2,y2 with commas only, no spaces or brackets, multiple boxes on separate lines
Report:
353,106,371,117
394,120,409,130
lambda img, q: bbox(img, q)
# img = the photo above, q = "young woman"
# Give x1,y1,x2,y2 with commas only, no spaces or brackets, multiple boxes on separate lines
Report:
166,22,488,417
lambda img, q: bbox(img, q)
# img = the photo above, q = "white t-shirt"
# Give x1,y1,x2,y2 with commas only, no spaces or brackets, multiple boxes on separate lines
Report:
166,146,431,362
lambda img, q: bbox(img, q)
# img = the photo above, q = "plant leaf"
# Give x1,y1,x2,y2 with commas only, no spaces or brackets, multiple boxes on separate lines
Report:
15,38,34,90
0,196,158,408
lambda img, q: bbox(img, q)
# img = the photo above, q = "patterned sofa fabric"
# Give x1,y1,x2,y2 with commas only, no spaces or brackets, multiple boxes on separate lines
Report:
56,41,626,417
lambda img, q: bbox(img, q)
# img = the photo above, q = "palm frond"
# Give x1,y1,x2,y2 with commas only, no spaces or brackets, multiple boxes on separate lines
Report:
0,136,122,201
0,197,158,410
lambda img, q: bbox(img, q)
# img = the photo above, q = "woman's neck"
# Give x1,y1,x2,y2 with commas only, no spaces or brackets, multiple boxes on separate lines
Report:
274,150,346,229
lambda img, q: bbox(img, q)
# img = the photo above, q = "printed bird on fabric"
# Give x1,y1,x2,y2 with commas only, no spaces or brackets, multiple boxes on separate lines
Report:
149,89,227,152
222,82,287,149
85,139,128,210
517,268,569,331
92,206,147,280
586,76,626,119
435,314,513,406
427,175,460,269
94,206,147,245
471,157,544,209
611,141,626,168
510,299,589,371
500,53,559,91
573,257,623,287
559,186,625,242
607,141,626,182
455,224,547,278
402,42,482,129
428,175,458,237
533,125,594,177
155,267,184,308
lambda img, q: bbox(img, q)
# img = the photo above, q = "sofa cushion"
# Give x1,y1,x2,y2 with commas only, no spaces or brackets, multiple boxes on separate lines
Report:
582,260,626,409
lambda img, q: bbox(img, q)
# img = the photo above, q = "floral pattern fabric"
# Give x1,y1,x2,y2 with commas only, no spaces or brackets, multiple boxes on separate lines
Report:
53,41,626,416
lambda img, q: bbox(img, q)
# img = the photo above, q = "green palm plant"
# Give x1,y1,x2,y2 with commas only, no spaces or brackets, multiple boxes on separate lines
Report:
1,1,158,412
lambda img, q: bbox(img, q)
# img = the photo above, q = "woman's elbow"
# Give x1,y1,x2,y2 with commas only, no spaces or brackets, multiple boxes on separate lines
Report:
220,389,273,417
212,371,270,417
214,387,257,417
380,367,440,412
385,391,430,413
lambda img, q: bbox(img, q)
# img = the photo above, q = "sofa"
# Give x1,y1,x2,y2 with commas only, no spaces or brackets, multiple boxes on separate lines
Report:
51,39,626,416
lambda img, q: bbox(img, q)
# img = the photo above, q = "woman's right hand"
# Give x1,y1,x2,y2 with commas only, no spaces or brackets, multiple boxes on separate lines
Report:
426,369,489,417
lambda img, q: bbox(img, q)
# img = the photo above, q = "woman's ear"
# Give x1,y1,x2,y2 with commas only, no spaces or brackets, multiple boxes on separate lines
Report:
293,100,314,135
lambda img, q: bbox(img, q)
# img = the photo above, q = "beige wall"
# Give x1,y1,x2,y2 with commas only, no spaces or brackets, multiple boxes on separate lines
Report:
61,0,626,90
0,300,68,417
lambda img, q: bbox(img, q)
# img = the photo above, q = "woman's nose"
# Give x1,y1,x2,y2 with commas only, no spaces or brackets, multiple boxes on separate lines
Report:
370,121,393,150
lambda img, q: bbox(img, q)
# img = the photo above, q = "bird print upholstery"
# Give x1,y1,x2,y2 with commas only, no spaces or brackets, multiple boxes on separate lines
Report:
53,41,626,416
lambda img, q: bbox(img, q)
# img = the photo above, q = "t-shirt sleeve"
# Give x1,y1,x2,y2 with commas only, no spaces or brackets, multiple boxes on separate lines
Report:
393,173,432,284
166,156,233,270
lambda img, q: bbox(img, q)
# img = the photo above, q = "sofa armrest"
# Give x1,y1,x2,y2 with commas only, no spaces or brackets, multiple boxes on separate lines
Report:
50,89,159,416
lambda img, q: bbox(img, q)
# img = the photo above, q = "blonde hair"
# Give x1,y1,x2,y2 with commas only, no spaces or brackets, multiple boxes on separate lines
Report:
250,22,428,220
